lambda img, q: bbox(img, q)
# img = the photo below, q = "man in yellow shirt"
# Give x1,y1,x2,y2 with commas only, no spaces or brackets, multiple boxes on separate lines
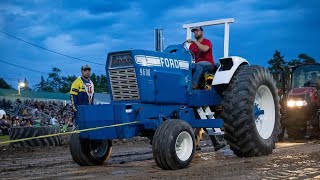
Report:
70,65,94,113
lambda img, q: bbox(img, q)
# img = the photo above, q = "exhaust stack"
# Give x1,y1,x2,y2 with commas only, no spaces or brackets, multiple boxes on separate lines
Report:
155,29,164,52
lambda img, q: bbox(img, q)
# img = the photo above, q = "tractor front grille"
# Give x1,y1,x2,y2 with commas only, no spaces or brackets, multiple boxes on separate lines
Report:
109,68,140,101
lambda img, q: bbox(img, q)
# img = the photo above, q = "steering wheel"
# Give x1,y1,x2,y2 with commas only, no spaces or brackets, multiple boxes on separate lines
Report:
167,41,197,62
182,41,197,62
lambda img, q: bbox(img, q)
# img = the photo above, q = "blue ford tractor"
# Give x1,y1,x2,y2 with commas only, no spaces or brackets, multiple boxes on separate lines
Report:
69,19,280,170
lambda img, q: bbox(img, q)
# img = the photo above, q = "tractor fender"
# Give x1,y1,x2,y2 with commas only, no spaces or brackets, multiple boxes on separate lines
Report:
212,56,249,85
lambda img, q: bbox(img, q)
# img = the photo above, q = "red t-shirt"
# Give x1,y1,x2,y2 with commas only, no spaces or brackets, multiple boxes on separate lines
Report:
189,38,214,64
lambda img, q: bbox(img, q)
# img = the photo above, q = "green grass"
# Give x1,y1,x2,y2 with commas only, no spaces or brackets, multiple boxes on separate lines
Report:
0,135,9,143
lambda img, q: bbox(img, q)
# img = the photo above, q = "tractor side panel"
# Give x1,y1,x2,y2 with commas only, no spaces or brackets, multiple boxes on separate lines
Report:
154,71,188,104
134,50,192,104
188,90,222,106
77,104,140,140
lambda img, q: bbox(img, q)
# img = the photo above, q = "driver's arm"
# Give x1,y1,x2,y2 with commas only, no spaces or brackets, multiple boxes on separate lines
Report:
193,41,209,52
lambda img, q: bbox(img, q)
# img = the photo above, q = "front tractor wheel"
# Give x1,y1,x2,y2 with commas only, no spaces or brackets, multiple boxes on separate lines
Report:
221,65,280,157
152,119,196,170
70,133,112,166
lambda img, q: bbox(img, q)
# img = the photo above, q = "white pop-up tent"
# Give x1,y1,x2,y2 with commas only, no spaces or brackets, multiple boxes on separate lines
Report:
0,109,6,119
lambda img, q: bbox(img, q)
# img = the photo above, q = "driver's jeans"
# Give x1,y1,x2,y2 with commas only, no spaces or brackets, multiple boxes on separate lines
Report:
192,61,213,87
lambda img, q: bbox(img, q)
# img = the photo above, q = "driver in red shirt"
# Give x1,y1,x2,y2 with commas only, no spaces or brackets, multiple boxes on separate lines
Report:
187,27,225,151
187,26,214,89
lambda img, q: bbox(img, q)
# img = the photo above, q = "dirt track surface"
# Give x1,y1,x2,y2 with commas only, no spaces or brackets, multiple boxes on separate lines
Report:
1,139,320,180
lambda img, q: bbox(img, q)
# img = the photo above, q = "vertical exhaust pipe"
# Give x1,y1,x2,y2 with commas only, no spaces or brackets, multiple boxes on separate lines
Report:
155,29,164,52
278,65,287,98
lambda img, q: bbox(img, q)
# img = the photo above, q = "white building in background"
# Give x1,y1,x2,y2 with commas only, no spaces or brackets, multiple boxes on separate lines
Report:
94,93,111,104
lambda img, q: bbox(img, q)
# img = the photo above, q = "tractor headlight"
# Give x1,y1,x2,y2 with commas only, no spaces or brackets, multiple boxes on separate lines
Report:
287,100,295,107
295,100,307,107
109,53,133,68
287,100,308,107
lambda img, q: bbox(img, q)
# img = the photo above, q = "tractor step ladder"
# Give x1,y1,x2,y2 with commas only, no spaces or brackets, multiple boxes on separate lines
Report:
196,106,223,136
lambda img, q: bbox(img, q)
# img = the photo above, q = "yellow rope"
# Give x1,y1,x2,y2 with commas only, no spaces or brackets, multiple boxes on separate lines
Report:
0,121,140,145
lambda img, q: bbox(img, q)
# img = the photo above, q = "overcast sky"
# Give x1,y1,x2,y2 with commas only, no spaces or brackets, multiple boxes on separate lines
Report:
0,0,319,88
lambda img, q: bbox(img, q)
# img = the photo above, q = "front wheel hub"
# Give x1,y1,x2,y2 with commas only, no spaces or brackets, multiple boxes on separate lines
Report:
175,131,193,161
254,103,265,121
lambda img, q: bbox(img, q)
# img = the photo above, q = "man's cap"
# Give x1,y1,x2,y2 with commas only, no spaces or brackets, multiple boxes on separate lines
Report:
81,64,91,70
191,26,203,32
311,72,317,75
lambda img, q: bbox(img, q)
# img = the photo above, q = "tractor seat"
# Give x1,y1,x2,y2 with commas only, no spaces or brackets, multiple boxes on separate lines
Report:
204,73,214,81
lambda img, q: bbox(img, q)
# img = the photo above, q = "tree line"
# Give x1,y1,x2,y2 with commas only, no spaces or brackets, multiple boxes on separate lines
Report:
33,67,109,93
267,50,317,74
0,67,109,93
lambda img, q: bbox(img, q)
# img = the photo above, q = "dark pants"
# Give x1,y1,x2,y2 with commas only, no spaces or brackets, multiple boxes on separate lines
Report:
192,61,213,86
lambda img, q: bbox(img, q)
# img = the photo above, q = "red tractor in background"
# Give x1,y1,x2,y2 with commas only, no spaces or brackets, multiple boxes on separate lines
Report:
279,64,320,139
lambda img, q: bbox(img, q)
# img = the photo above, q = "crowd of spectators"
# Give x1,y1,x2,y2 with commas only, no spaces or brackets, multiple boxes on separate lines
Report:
0,98,74,135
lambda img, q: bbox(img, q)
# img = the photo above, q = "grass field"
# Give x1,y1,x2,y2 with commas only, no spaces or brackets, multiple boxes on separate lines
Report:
0,135,9,143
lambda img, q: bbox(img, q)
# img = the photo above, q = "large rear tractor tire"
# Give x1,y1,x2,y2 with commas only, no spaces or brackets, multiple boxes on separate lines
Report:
70,133,112,166
9,126,61,147
221,65,281,157
278,126,286,142
152,119,196,170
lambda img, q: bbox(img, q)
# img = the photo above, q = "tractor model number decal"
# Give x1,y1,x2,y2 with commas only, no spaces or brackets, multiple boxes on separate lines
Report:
135,55,189,70
140,68,151,77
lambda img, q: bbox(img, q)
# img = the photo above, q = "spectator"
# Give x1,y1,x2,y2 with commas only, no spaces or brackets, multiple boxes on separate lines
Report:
0,116,10,135
0,98,74,130
50,116,59,126
13,117,20,127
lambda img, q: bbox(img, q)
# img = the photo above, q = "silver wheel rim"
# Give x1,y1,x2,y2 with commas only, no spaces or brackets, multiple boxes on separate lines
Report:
175,131,193,161
254,85,275,139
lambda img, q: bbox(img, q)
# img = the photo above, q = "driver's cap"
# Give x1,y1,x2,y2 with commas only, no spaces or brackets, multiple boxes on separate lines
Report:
191,26,203,32
81,64,91,71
